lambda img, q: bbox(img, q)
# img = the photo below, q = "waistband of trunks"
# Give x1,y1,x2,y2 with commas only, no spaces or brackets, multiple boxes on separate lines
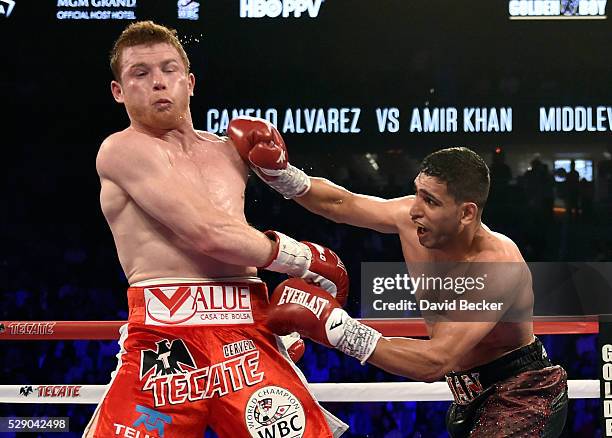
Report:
126,277,269,326
469,337,551,388
446,337,552,391
130,276,264,287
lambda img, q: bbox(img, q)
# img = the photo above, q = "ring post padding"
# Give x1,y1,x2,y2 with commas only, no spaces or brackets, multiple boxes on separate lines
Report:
599,315,612,437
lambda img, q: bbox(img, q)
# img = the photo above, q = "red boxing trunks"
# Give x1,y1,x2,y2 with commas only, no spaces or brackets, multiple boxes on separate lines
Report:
445,338,568,438
84,277,347,438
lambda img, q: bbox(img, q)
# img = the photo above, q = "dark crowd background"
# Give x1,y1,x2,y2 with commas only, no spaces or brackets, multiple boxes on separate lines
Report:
0,157,606,437
2,0,612,436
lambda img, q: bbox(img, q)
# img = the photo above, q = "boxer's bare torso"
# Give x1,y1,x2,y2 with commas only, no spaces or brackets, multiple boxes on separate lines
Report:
295,175,535,375
395,197,534,370
98,127,256,285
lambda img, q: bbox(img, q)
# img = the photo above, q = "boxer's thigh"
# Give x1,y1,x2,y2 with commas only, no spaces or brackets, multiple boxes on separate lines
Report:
207,327,333,438
86,325,209,438
470,366,568,438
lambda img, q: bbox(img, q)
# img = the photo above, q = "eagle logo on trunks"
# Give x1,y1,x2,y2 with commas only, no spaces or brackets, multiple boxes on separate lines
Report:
142,338,265,408
245,385,306,438
143,285,253,326
140,339,196,380
132,405,172,437
19,386,34,397
445,372,484,405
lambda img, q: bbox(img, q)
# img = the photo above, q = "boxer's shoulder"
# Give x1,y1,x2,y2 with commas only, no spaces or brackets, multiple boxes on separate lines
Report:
196,129,239,153
196,129,225,143
196,129,249,171
104,127,153,142
96,129,165,179
97,131,127,177
99,130,126,151
99,129,158,156
474,226,523,263
394,195,418,231
399,195,416,215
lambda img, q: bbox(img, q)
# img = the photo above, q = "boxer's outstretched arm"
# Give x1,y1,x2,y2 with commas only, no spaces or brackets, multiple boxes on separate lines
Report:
226,117,411,234
368,321,498,382
368,262,529,380
295,178,412,234
366,262,529,380
268,262,528,381
268,278,499,381
97,134,274,267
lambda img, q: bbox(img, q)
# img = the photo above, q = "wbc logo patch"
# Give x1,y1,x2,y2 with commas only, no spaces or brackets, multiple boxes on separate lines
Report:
244,386,305,437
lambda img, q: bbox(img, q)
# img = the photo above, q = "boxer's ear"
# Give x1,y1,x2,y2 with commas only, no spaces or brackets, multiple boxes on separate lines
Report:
188,73,195,97
460,202,478,225
111,81,124,104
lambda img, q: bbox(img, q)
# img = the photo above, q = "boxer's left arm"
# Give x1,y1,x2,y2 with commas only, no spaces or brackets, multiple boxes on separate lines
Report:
267,280,449,381
295,178,412,234
227,116,412,234
368,322,499,382
269,264,525,382
369,262,525,380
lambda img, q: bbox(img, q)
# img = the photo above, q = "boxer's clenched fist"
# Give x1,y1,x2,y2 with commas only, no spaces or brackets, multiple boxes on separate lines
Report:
261,231,349,307
267,278,381,364
227,117,310,199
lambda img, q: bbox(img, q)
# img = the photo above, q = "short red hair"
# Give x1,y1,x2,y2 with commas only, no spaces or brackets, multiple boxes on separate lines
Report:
110,21,190,81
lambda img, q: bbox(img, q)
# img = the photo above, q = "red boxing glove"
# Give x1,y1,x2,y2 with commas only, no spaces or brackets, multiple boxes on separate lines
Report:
227,116,288,174
301,241,349,307
267,278,341,347
227,117,310,199
278,332,306,363
262,230,349,307
267,279,381,364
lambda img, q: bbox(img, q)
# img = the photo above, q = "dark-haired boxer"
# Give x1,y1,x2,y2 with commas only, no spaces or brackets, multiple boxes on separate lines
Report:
231,117,569,438
84,21,348,438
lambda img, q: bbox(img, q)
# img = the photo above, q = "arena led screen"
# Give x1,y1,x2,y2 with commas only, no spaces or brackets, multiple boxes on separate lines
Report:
3,1,612,144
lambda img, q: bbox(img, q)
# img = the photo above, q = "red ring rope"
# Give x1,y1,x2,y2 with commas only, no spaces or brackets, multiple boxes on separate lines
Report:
0,316,599,340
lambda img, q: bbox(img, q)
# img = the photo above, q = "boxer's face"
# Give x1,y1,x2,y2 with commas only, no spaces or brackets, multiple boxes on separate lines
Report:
410,173,468,249
111,43,195,130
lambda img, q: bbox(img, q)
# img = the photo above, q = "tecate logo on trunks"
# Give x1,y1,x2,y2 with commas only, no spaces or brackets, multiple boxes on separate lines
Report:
142,350,265,407
144,285,254,326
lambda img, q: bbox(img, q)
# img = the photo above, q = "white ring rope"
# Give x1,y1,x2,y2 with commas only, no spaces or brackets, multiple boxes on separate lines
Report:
0,380,599,404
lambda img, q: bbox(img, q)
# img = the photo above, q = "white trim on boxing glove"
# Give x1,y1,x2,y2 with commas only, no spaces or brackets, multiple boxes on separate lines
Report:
252,164,311,199
301,272,336,297
262,231,312,277
263,233,339,298
325,308,382,365
279,331,302,350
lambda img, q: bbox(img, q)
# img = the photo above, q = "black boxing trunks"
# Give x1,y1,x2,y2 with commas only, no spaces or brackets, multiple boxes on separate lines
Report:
445,338,568,438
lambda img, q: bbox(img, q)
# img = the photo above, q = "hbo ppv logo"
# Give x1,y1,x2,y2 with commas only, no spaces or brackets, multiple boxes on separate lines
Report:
240,0,325,18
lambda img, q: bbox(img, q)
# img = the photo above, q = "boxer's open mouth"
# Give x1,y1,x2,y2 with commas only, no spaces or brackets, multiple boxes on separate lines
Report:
416,224,429,236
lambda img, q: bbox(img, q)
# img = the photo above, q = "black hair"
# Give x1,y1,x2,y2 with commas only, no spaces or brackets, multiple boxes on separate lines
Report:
419,147,490,208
